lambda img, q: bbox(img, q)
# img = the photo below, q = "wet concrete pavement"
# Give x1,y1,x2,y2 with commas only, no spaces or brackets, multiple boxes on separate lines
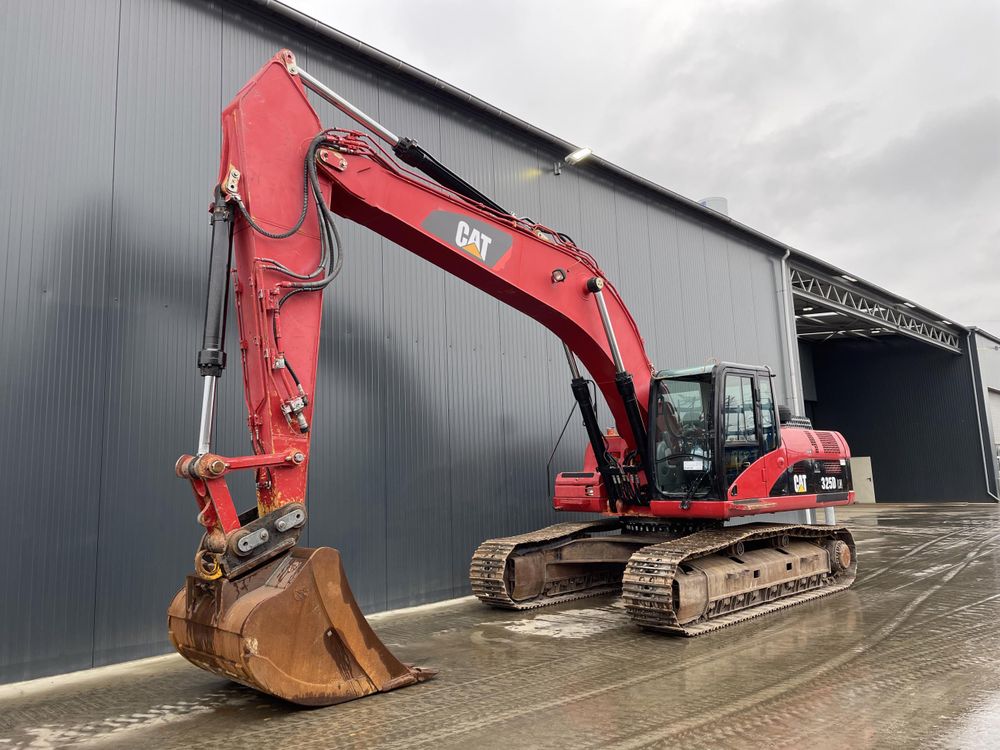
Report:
4,504,1000,749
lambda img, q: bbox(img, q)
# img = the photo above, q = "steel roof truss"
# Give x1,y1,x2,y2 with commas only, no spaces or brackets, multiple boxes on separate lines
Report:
789,267,960,353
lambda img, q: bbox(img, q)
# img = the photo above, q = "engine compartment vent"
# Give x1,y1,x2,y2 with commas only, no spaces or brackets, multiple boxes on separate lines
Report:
822,460,843,474
816,431,841,454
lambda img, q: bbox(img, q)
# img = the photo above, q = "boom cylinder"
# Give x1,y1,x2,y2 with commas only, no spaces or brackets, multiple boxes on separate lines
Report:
588,278,625,373
587,277,652,485
562,341,582,380
563,341,627,504
569,376,623,500
614,371,650,474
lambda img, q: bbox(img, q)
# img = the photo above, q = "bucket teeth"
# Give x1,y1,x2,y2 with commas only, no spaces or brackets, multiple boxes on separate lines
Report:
168,546,432,706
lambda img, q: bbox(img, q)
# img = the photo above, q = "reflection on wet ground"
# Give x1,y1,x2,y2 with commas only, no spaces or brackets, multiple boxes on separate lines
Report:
3,504,1000,749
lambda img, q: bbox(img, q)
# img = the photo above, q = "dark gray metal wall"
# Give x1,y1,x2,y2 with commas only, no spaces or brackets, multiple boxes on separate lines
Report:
803,337,993,503
0,0,790,683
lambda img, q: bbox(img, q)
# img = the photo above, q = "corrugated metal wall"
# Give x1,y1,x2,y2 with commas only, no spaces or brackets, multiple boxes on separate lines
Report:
972,332,1000,491
0,0,790,682
807,337,992,503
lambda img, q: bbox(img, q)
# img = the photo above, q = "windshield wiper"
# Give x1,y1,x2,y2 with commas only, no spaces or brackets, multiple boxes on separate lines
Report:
681,468,711,509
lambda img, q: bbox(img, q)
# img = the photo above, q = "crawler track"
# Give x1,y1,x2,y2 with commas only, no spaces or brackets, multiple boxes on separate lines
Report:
470,519,626,609
473,521,857,632
622,523,856,635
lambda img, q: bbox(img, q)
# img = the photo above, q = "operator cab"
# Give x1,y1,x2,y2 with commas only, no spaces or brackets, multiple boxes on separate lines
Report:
649,363,779,502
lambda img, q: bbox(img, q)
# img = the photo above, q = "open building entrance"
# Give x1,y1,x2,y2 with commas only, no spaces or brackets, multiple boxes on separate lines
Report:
789,264,996,503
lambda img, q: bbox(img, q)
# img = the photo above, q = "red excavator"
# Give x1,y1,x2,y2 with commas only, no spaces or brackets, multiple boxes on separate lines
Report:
168,51,856,706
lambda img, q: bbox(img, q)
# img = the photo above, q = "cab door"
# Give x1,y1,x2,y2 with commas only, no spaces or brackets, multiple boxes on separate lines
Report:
757,372,788,495
719,370,762,491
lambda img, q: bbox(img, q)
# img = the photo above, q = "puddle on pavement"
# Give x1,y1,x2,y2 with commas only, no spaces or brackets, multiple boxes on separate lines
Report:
490,600,628,639
2,689,250,749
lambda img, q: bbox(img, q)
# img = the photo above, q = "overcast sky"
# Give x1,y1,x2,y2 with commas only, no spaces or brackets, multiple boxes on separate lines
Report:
290,0,999,330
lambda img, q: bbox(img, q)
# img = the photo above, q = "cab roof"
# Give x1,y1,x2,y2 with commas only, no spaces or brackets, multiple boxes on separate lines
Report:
654,365,716,379
654,363,774,379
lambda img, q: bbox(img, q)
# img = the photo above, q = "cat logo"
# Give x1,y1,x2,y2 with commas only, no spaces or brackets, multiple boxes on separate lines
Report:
421,210,513,268
455,220,493,261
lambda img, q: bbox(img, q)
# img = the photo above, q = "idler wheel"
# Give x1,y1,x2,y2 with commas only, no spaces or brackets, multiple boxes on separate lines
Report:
826,540,852,573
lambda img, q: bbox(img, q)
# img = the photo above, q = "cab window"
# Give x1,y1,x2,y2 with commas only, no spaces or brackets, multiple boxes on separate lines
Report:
723,375,756,443
758,376,778,451
722,373,760,488
651,376,714,499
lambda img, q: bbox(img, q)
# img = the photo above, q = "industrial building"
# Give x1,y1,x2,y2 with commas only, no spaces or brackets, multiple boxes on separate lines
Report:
1,0,998,692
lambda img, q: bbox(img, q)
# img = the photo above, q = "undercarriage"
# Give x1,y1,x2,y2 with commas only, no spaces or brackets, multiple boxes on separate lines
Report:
471,520,856,634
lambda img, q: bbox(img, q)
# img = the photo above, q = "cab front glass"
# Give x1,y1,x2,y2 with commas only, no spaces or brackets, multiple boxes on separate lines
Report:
651,374,715,499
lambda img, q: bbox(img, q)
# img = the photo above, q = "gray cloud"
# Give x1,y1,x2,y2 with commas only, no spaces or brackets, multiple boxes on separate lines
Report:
291,0,1000,329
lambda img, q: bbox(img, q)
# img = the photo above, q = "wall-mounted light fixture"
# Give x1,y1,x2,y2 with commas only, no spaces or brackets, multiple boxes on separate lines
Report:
554,147,593,175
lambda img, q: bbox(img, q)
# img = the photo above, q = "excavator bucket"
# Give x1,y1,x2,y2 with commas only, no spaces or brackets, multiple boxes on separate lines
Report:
167,546,433,706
